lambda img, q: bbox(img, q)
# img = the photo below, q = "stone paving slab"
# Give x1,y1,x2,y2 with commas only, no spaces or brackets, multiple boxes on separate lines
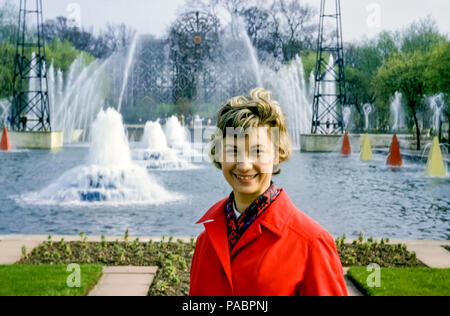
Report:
0,240,41,264
103,266,158,274
405,244,450,268
0,235,194,243
342,268,363,296
88,266,158,296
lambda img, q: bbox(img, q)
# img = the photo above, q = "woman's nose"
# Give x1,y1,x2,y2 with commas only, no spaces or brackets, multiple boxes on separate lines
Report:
236,154,253,171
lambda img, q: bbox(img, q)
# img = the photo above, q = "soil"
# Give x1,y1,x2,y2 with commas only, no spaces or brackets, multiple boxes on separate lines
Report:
17,234,425,296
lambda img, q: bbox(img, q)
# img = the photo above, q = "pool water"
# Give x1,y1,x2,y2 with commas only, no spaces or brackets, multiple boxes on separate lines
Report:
0,146,449,239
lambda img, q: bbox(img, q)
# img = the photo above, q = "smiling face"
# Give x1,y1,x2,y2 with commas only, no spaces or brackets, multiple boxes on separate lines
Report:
221,126,276,204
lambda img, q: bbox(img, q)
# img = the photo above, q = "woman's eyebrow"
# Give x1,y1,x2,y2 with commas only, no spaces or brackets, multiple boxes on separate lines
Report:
250,144,266,149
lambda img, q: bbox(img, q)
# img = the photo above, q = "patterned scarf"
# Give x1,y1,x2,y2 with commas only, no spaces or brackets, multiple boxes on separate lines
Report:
225,182,281,251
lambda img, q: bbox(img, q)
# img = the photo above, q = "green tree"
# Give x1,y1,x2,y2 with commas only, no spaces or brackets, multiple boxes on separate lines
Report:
375,31,399,59
0,41,15,98
345,40,384,130
400,17,446,54
45,37,94,73
424,41,450,143
0,0,17,44
374,51,428,149
300,49,316,80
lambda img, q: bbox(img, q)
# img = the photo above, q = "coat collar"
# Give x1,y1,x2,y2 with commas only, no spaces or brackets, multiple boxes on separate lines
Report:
196,189,294,236
195,189,296,294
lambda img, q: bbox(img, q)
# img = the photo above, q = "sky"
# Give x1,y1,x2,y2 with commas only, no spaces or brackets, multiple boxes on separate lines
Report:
1,0,449,42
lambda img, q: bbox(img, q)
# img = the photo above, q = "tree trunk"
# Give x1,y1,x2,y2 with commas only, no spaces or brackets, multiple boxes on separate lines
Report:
411,104,420,151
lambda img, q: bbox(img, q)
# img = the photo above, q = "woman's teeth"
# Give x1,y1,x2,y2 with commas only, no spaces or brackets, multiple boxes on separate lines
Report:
236,175,256,180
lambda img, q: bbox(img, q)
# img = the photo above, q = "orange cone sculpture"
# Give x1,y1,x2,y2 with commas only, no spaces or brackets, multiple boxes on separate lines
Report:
1,128,11,151
386,134,402,166
341,132,351,156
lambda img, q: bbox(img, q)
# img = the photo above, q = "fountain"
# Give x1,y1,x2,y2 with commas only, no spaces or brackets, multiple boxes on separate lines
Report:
117,33,140,113
238,20,263,88
0,99,10,127
268,56,313,149
22,108,178,204
343,107,351,130
363,104,373,131
391,92,404,131
163,115,201,160
132,120,195,170
186,16,314,149
429,93,445,136
46,33,144,144
48,55,108,143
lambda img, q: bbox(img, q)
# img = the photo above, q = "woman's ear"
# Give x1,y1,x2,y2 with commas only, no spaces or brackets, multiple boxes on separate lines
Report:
273,165,281,175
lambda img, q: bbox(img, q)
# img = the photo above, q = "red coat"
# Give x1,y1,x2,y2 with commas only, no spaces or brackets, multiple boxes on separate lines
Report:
189,189,348,296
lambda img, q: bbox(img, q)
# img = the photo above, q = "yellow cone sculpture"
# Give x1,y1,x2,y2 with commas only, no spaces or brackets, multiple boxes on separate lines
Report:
425,137,446,177
360,134,373,161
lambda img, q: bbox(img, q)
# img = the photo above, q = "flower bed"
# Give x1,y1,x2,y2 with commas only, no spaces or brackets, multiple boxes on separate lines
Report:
17,233,424,296
18,234,195,296
335,234,425,267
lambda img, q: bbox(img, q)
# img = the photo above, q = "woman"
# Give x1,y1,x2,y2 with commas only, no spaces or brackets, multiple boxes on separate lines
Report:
190,88,348,296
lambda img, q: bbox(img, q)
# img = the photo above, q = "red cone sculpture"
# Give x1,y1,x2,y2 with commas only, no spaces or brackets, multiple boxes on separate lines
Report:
386,134,402,166
341,132,351,156
0,128,11,151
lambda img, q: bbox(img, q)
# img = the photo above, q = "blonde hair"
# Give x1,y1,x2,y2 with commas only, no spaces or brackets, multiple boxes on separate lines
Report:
209,88,292,175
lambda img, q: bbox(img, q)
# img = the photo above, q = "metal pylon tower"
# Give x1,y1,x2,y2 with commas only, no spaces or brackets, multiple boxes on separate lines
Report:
311,0,346,134
11,0,51,131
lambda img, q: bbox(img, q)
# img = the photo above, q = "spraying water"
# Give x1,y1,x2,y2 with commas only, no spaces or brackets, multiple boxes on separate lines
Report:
429,94,444,135
117,34,140,113
237,19,263,87
0,99,10,126
363,104,373,131
23,108,179,205
391,92,404,131
267,56,312,148
133,120,196,170
343,107,351,130
49,55,108,143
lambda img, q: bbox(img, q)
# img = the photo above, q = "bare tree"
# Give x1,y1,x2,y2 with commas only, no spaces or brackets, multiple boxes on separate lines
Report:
274,0,317,59
101,23,137,52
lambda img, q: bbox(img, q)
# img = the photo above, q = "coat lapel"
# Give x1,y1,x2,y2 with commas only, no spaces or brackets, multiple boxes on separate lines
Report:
197,199,234,294
230,189,289,257
230,221,262,257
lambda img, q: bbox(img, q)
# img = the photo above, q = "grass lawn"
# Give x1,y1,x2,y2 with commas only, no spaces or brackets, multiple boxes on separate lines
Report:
347,267,450,296
17,234,425,296
0,264,103,296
